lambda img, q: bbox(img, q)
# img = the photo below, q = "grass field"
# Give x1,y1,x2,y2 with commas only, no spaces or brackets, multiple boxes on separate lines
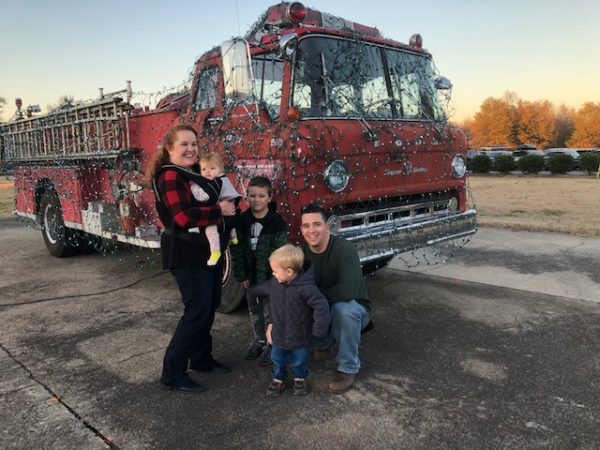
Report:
0,176,14,219
1,175,598,236
468,175,599,237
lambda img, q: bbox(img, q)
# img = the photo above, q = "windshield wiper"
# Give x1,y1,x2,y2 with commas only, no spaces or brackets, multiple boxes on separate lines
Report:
394,86,450,142
322,75,379,142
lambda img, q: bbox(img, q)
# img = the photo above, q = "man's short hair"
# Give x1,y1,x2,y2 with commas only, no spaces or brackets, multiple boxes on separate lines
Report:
248,176,273,196
300,202,328,221
269,244,304,273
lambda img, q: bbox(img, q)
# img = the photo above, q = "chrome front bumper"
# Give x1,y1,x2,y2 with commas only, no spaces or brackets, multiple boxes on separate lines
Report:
333,209,477,263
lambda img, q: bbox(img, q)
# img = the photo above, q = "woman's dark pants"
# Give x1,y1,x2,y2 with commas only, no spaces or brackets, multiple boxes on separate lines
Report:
160,266,221,387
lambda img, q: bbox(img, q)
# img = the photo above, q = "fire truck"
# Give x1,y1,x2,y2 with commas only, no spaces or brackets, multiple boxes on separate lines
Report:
0,2,477,312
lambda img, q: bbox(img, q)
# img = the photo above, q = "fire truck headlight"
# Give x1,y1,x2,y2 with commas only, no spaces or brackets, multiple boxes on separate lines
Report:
451,154,467,178
323,160,350,193
327,215,341,234
448,196,458,211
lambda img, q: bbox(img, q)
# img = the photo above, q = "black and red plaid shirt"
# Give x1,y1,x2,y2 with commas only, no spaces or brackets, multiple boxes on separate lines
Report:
156,168,221,229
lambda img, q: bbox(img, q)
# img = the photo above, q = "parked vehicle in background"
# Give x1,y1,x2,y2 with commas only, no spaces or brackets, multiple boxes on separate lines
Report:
466,149,480,161
0,161,15,176
512,149,542,163
480,150,512,161
543,148,581,170
516,144,537,151
478,145,512,152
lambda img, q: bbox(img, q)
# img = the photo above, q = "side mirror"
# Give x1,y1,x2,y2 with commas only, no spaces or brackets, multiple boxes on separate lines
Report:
278,33,298,60
221,38,252,101
435,76,453,90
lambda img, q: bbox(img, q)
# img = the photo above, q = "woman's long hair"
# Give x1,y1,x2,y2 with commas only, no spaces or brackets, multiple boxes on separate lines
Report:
145,124,199,183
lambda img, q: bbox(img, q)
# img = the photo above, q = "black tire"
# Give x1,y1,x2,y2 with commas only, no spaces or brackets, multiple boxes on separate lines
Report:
217,248,246,313
40,190,78,258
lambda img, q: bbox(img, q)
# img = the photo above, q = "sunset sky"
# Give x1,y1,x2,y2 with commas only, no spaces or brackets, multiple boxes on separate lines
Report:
1,0,599,122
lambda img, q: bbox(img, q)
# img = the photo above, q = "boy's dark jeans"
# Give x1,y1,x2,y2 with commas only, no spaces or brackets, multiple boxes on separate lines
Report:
246,293,270,344
271,345,310,380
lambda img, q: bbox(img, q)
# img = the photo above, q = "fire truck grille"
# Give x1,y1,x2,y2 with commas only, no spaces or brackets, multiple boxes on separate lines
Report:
327,189,477,263
330,190,459,230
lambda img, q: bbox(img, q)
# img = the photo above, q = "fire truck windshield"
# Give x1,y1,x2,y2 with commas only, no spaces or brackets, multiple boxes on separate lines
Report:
292,36,446,121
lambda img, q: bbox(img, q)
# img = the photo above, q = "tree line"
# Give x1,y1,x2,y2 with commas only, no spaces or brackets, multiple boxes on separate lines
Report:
456,92,600,150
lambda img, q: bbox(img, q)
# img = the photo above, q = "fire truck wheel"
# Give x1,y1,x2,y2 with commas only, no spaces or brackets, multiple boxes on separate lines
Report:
40,190,79,258
217,248,246,313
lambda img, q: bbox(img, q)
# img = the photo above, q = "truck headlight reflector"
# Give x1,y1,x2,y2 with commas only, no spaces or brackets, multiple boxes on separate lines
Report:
448,196,458,211
451,154,467,178
327,215,341,233
323,160,350,192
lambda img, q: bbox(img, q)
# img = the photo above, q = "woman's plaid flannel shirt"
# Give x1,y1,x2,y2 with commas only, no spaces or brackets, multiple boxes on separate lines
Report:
157,169,221,229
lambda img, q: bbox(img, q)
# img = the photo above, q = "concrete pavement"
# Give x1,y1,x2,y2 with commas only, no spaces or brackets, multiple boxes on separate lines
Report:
1,220,599,449
394,227,600,303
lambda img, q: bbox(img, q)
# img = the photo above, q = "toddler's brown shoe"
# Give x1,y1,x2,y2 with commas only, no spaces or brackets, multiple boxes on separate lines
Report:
266,379,286,397
293,378,309,396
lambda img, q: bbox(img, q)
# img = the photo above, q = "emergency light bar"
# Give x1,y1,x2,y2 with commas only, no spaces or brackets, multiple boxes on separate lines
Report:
287,2,306,24
248,2,381,43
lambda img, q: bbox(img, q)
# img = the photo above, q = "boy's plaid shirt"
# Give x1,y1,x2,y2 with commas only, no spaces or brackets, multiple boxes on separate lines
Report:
156,169,221,229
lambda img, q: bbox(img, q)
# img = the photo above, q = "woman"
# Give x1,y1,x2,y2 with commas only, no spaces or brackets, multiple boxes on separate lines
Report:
147,124,236,393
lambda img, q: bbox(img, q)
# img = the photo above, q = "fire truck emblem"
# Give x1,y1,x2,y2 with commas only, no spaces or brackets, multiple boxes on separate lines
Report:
384,162,428,176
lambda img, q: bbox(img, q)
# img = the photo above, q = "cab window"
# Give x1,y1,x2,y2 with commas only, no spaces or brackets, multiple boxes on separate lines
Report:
252,53,284,120
194,67,221,110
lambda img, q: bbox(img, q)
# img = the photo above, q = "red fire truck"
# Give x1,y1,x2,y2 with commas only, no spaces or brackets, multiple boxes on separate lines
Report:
0,2,476,311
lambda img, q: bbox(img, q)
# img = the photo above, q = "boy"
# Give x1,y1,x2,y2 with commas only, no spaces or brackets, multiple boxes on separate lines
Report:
188,152,241,265
248,244,330,397
230,176,287,365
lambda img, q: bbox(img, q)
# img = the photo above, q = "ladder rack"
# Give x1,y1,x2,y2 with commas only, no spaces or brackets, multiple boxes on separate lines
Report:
0,97,131,162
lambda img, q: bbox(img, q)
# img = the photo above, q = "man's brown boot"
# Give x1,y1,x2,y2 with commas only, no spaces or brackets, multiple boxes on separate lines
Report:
327,371,356,394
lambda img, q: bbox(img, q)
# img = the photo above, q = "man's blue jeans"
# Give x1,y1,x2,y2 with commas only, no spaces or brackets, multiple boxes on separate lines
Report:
271,345,310,380
315,300,371,374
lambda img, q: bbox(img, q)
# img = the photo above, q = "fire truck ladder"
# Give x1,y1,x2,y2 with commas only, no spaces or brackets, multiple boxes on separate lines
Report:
0,97,131,163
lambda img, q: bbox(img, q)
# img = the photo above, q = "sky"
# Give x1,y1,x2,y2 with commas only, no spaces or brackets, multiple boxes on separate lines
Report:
1,0,599,122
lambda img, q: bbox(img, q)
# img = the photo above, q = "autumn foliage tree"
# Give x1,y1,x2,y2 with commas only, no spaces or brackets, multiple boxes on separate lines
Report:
462,93,600,150
567,102,600,148
516,100,555,149
468,96,518,148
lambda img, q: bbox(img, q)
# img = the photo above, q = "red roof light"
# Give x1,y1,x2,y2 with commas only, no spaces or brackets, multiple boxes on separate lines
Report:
409,33,423,49
287,2,306,24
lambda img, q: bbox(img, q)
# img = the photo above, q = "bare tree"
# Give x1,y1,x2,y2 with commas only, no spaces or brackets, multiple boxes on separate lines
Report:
46,95,75,113
552,104,575,148
0,96,6,121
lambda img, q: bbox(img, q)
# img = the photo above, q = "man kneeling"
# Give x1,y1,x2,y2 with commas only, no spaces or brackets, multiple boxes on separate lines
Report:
300,203,372,394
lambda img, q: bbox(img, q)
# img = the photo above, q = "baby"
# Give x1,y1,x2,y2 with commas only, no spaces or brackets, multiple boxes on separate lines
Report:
189,152,241,266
